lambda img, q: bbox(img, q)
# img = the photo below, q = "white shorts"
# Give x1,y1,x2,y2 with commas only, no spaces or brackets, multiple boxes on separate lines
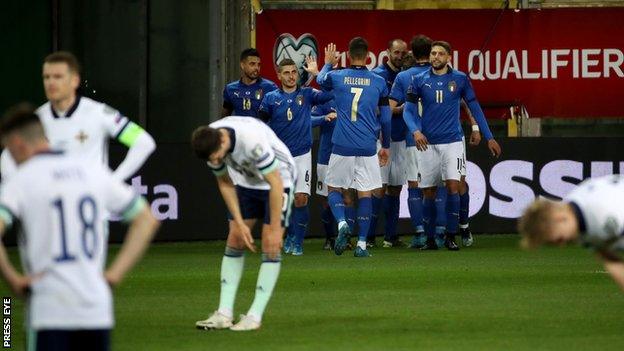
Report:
294,151,311,195
315,163,329,197
326,153,383,192
406,146,420,182
460,136,467,177
380,141,408,186
416,140,465,188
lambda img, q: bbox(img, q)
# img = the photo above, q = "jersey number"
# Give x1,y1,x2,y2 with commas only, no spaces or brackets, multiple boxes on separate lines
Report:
242,98,252,110
435,90,444,104
350,87,363,121
52,196,99,262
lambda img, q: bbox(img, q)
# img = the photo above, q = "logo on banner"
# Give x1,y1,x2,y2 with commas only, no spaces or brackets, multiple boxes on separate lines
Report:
273,33,319,86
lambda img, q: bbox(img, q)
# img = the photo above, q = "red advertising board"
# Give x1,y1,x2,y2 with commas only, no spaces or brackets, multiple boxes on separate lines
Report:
257,8,624,118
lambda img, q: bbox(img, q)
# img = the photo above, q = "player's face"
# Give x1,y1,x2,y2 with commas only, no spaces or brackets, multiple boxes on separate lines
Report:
387,41,407,68
42,62,79,103
545,207,578,246
278,65,298,89
240,56,261,80
430,46,450,70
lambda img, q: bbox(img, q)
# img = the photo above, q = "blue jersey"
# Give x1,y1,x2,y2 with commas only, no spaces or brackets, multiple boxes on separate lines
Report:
403,67,493,144
311,101,336,165
372,62,406,142
317,64,391,157
258,87,333,157
389,62,431,147
223,78,278,117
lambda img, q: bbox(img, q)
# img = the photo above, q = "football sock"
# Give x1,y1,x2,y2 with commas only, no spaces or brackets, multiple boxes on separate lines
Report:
327,190,346,223
294,205,309,246
357,197,372,243
435,190,447,233
423,198,435,240
459,188,470,229
446,192,460,235
383,194,400,241
368,195,382,239
321,204,335,239
218,246,245,318
345,206,356,232
407,188,424,233
247,254,281,323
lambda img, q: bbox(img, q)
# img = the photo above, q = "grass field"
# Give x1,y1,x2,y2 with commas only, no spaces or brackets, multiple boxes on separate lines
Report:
2,234,624,350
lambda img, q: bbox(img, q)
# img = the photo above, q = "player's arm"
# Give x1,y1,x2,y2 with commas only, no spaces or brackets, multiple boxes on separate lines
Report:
596,249,624,292
389,99,403,116
0,204,30,297
257,95,272,123
461,78,501,157
316,43,338,90
461,99,481,146
105,199,159,287
403,87,427,151
222,87,233,117
262,168,285,259
112,121,156,181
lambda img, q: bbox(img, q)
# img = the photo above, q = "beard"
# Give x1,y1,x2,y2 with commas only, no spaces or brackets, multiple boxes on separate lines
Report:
432,61,447,70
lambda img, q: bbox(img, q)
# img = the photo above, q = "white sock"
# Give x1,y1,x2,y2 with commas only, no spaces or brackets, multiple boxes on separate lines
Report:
459,224,469,229
247,255,281,322
357,241,367,250
217,247,245,319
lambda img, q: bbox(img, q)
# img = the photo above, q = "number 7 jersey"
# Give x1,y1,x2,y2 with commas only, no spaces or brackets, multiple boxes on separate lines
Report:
0,151,143,329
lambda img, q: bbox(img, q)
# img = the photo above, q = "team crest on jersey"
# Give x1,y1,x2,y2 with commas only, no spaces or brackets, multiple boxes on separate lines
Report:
255,89,263,100
252,144,265,158
75,130,89,144
448,81,457,93
273,33,319,86
296,95,304,106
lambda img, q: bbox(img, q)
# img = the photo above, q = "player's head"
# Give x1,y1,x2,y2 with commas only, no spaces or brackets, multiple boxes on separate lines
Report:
191,126,229,165
401,52,415,70
386,39,407,69
0,103,48,164
430,41,452,70
347,37,369,62
410,35,432,61
240,48,261,81
277,58,298,90
43,51,81,103
518,199,579,249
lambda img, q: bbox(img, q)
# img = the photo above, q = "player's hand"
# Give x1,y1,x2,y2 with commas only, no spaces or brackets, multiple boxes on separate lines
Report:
487,139,502,158
413,131,428,151
324,43,338,66
8,274,31,298
325,112,337,121
469,130,481,146
378,148,390,167
303,56,319,76
235,220,256,253
104,270,122,288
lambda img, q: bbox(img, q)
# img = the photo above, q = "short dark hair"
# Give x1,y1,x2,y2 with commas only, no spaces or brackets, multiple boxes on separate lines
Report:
410,35,432,60
348,37,369,60
44,51,81,74
191,126,222,160
240,48,261,62
0,103,44,140
431,40,452,54
278,58,296,72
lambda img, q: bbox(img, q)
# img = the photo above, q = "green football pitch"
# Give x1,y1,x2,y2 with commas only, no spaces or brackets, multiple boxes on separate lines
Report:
2,234,624,351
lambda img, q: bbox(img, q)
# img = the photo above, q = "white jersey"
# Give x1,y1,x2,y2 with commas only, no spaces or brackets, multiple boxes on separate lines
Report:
208,116,295,190
565,175,624,254
1,96,130,180
0,151,141,329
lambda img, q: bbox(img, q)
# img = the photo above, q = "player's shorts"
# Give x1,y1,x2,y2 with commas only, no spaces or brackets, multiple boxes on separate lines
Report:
31,329,110,351
326,153,383,192
416,140,465,188
405,146,421,182
227,185,294,227
315,163,329,197
294,151,311,195
460,136,467,177
380,140,407,186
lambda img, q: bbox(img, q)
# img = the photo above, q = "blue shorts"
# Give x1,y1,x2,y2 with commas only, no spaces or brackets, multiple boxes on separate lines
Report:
30,329,110,351
227,186,293,227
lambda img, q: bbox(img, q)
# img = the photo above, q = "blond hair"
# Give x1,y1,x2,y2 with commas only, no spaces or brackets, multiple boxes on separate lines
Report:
518,199,557,249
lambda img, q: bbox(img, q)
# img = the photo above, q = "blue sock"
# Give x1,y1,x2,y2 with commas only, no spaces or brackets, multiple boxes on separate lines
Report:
321,204,335,239
446,192,460,235
357,197,372,242
286,213,295,239
435,190,446,235
345,206,356,232
294,205,309,245
423,198,435,240
459,189,469,227
383,195,400,241
407,188,424,233
368,195,382,239
327,191,346,223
